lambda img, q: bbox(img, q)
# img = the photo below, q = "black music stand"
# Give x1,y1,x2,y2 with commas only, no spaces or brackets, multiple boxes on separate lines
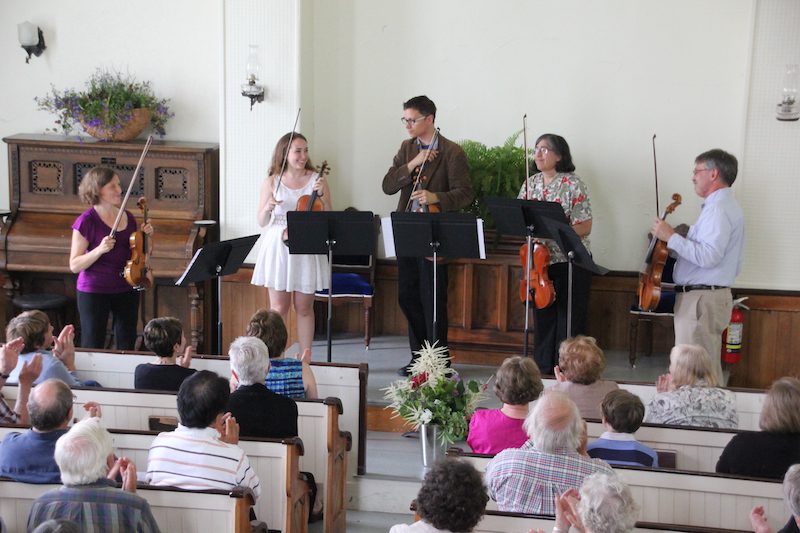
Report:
539,216,608,338
486,197,568,358
176,234,260,355
287,210,376,362
390,212,483,347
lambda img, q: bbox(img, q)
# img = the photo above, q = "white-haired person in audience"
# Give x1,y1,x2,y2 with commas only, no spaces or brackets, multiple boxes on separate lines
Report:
750,463,800,533
0,337,41,426
644,344,737,429
550,336,619,419
485,391,613,515
146,370,261,500
468,355,544,454
530,471,640,533
586,389,658,467
227,336,298,439
717,377,800,479
135,316,196,392
0,378,101,483
5,310,97,387
390,458,489,532
26,417,160,533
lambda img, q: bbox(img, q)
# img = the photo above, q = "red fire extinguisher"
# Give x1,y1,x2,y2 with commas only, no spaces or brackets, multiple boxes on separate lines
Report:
722,297,749,364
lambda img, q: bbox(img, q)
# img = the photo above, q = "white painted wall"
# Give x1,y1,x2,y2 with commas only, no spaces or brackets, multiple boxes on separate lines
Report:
305,0,756,277
0,0,221,208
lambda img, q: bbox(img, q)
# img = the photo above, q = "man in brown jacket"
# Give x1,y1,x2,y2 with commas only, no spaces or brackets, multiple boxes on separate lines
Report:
382,95,473,375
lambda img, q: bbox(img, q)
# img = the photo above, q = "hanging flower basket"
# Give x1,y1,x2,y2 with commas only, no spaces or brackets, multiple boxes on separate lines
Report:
80,108,152,141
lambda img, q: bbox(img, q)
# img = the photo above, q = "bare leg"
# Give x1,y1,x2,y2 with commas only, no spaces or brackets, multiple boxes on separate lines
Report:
268,288,291,327
294,291,316,353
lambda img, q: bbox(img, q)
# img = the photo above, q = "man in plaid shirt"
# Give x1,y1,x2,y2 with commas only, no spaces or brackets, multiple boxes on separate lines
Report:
485,391,613,515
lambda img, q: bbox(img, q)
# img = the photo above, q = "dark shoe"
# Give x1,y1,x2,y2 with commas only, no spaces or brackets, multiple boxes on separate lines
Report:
397,361,414,376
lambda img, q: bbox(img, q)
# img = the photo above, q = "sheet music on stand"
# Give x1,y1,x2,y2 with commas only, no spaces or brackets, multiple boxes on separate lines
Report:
381,216,486,259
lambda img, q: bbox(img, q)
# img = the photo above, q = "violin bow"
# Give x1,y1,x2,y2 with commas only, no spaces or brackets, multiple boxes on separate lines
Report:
110,135,153,238
274,107,302,193
523,114,530,199
652,133,659,216
404,127,441,212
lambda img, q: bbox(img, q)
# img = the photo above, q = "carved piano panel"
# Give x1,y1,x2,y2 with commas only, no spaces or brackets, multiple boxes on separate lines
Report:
1,134,219,352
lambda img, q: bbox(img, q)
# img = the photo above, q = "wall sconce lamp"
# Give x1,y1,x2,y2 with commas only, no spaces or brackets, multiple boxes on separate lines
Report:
18,21,46,64
776,64,799,122
241,45,265,111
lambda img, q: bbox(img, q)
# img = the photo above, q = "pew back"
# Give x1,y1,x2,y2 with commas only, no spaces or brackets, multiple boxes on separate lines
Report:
447,450,787,531
72,349,367,476
0,479,255,533
0,426,308,533
542,378,765,431
585,420,737,472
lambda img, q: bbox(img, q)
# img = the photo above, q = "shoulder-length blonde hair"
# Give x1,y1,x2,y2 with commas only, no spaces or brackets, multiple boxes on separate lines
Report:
558,336,606,385
759,377,800,433
78,166,117,205
669,344,720,388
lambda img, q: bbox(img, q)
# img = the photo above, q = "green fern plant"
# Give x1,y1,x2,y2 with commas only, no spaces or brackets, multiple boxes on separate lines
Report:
459,130,530,228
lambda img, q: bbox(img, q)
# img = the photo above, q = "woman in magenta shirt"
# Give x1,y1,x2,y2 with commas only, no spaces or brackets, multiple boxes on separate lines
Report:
69,166,153,349
467,356,544,454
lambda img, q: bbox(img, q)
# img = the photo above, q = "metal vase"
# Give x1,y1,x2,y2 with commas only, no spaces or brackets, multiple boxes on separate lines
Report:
420,423,447,467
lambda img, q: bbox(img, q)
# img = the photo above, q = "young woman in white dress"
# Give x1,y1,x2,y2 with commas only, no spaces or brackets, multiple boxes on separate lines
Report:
251,132,332,353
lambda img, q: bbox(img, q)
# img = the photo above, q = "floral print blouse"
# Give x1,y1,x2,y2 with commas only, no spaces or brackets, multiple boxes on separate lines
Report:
517,172,592,264
644,383,738,429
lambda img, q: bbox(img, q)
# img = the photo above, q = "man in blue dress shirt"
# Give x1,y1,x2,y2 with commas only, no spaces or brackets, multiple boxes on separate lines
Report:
652,149,745,384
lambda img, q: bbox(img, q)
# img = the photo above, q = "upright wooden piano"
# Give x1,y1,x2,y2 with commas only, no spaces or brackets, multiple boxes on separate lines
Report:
1,134,219,352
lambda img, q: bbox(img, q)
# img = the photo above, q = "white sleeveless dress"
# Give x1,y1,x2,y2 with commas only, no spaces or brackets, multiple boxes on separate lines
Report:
251,173,329,294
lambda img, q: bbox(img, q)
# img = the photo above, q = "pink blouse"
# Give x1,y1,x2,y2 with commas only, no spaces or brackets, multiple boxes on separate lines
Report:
467,409,528,454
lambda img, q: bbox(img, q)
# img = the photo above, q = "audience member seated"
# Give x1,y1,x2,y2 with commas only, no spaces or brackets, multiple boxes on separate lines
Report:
644,344,738,429
717,377,800,479
27,417,161,533
468,356,543,454
146,370,261,499
134,317,196,392
0,378,100,483
533,472,640,533
0,337,41,426
390,458,488,532
750,463,800,533
227,336,298,438
5,311,96,388
587,389,658,467
247,308,318,399
485,391,614,515
549,336,619,419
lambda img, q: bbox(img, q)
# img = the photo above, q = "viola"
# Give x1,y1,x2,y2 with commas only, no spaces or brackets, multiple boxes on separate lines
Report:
519,241,556,308
405,128,441,213
638,193,681,311
124,197,152,290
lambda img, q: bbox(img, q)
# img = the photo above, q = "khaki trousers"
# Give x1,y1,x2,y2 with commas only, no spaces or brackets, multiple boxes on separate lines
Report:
673,288,732,385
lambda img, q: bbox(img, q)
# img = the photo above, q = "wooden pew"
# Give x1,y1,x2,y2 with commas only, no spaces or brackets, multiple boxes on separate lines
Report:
0,425,308,533
585,420,739,472
72,348,368,476
542,378,766,431
2,386,349,533
0,479,260,533
446,449,787,530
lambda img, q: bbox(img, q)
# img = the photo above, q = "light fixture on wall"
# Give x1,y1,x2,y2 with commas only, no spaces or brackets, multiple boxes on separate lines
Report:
776,64,799,122
17,21,46,64
241,44,265,111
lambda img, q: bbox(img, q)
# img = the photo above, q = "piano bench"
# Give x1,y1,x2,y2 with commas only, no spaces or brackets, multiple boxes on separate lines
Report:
12,293,72,332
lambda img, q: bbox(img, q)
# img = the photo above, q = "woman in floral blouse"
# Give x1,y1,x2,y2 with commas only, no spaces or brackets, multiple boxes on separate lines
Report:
517,134,593,375
644,344,738,429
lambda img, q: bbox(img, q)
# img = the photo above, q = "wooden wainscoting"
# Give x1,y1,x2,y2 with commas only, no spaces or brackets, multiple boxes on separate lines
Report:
222,263,800,389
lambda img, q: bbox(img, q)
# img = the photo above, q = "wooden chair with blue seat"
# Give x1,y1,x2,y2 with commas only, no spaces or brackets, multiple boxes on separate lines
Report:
314,212,379,350
629,256,676,367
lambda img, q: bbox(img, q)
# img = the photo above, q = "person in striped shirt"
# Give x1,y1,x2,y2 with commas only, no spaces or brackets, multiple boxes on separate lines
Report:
586,389,659,468
145,370,261,500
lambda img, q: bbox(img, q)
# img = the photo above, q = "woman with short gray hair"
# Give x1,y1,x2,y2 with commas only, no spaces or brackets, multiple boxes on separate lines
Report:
750,463,800,533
